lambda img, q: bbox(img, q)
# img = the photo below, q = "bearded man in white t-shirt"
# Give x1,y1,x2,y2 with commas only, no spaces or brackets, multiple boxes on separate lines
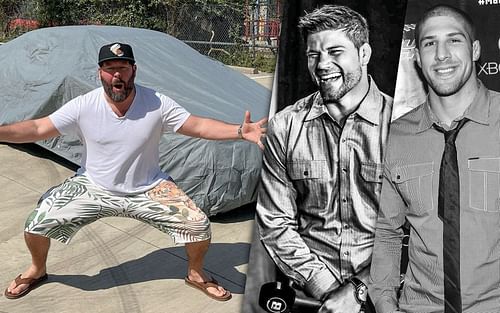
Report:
2,42,266,301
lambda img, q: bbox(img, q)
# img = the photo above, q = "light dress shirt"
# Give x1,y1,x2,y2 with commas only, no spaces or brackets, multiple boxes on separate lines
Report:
257,78,392,299
369,81,500,313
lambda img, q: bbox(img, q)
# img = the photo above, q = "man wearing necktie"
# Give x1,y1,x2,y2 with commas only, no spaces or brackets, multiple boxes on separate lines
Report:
369,4,500,313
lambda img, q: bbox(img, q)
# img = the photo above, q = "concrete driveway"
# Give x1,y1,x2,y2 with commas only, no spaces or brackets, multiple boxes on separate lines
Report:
0,143,255,313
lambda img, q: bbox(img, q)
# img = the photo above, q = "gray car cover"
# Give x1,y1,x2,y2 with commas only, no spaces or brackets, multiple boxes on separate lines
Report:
0,25,270,215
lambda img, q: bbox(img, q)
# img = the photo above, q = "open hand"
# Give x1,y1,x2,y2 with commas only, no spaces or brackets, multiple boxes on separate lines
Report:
241,110,267,149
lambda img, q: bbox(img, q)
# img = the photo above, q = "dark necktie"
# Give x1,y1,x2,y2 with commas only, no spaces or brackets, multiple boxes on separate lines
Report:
434,118,468,313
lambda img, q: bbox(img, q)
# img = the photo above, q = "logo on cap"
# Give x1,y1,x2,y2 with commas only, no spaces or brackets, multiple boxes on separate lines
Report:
110,44,124,57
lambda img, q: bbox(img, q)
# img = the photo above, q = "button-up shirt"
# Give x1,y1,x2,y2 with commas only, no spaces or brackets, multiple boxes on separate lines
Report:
369,81,500,313
256,78,392,299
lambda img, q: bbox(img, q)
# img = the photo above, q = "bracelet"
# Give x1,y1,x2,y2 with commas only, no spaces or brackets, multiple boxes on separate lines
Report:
237,124,243,139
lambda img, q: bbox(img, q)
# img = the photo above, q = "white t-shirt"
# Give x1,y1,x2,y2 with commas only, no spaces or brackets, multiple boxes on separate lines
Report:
49,84,190,195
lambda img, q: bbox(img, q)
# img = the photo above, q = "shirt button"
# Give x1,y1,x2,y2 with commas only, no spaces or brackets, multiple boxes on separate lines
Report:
343,224,349,230
303,170,309,176
396,175,401,179
342,198,347,203
342,138,346,143
342,168,347,173
344,251,350,256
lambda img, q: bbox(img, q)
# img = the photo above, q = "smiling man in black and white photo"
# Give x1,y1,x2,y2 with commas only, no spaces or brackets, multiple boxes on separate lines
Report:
254,4,393,312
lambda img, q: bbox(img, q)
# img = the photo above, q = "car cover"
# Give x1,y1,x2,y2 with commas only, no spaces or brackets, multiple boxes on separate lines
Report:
0,25,270,215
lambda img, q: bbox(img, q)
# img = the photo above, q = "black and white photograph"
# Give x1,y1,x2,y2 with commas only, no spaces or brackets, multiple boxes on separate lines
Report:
242,1,407,312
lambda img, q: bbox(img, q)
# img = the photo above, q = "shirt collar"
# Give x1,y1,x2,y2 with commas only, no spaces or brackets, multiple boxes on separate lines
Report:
304,91,327,122
304,76,383,125
416,80,490,133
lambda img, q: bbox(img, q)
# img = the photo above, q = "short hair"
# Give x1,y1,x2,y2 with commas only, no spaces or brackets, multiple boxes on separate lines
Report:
298,5,369,49
415,4,476,48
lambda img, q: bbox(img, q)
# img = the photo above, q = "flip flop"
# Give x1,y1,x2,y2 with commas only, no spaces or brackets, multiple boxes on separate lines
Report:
184,276,232,301
4,273,48,299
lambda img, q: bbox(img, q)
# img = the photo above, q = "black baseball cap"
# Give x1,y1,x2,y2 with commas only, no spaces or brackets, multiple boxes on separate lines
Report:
98,42,135,66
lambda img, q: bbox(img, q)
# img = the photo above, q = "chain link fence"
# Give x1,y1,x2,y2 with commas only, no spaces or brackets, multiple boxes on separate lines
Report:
0,1,280,73
174,1,280,73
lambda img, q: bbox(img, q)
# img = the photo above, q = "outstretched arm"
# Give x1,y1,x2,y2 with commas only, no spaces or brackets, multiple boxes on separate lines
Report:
0,117,60,143
177,111,267,149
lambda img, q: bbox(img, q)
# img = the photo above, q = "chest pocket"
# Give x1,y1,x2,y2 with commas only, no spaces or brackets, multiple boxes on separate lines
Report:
392,162,434,215
288,160,328,180
468,157,500,212
287,160,330,212
361,162,384,183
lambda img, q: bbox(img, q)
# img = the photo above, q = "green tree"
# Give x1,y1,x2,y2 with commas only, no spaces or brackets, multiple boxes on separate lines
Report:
31,0,245,34
0,0,38,40
1,0,276,72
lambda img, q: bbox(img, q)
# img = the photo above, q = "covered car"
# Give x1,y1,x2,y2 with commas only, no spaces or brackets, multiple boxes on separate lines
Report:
0,25,270,215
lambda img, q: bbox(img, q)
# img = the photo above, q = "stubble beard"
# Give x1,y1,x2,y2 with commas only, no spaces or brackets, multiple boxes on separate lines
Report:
427,61,474,97
319,66,362,103
429,76,467,97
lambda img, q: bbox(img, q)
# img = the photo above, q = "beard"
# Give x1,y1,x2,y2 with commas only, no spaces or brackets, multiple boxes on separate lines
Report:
318,66,362,103
101,71,135,102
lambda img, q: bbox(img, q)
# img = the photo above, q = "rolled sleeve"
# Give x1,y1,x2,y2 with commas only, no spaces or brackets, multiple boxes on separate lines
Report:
256,116,339,300
368,165,406,312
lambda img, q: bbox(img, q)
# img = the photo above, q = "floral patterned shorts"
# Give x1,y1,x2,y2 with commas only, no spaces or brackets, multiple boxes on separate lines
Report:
24,175,211,244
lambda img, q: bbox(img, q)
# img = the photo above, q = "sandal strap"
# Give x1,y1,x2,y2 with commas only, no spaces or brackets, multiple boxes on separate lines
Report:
13,274,40,287
208,277,219,285
200,280,219,289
